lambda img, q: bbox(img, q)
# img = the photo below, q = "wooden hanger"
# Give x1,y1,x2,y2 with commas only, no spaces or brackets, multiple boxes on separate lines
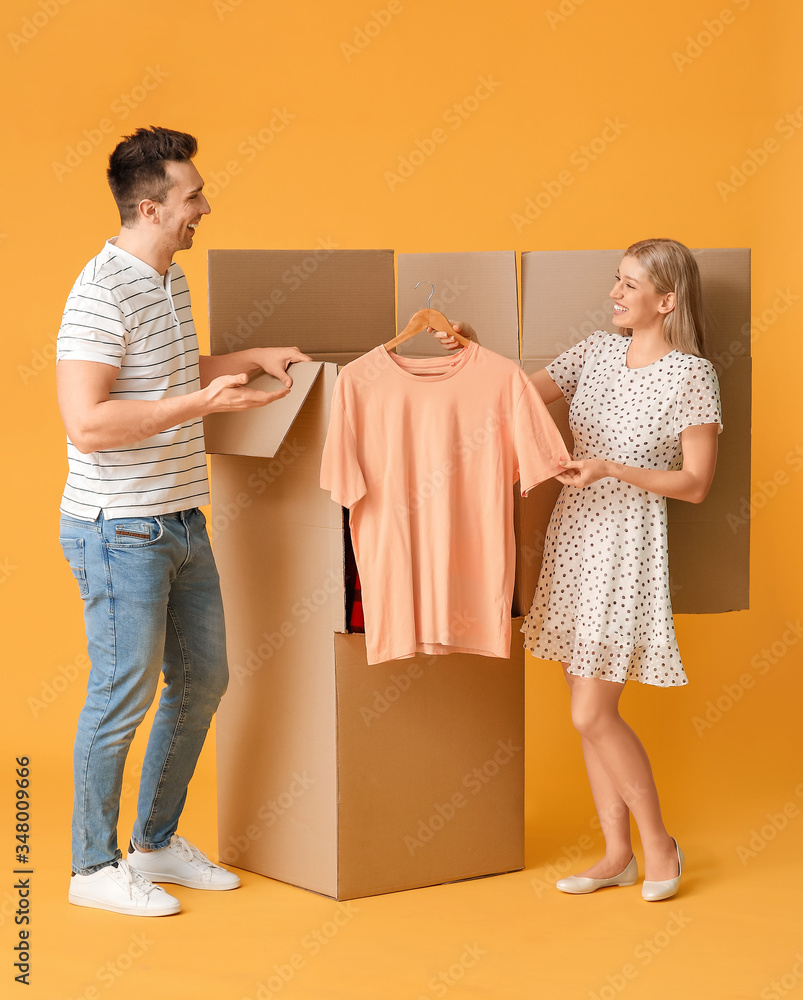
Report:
384,282,471,352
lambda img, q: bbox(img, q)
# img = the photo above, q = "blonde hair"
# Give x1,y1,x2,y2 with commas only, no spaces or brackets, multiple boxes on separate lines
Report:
621,238,705,357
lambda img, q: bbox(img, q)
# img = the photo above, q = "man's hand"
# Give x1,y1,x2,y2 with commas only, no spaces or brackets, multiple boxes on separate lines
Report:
199,346,313,388
250,346,313,387
430,321,478,351
201,372,290,413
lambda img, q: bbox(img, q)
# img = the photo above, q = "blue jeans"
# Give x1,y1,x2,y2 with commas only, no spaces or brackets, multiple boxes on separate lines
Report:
59,509,229,875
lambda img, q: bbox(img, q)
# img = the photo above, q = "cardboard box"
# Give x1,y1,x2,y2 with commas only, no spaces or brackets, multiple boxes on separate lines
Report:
205,246,751,899
519,248,751,614
206,250,526,900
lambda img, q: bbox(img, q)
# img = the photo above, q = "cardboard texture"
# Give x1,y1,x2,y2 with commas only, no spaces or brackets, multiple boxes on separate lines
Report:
396,251,519,359
208,250,527,900
207,247,751,899
207,248,396,365
519,248,751,614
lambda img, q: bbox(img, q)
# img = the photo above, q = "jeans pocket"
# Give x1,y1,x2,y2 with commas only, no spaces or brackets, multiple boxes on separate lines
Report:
107,517,164,548
59,537,89,599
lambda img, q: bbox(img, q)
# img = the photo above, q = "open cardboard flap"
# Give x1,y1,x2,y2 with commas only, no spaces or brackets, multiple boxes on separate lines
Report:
204,361,324,459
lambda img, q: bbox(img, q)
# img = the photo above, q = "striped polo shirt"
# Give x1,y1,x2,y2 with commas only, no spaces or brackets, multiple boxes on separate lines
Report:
57,239,210,519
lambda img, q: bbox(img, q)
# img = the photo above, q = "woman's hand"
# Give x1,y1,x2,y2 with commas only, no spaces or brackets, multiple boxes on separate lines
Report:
431,320,478,350
555,458,611,488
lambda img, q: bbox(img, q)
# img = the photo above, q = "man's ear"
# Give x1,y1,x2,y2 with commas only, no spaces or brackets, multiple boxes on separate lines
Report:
137,198,160,226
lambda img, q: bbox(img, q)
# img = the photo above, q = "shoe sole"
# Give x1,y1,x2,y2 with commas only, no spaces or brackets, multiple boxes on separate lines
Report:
557,879,638,894
641,885,681,901
127,869,241,891
68,892,181,916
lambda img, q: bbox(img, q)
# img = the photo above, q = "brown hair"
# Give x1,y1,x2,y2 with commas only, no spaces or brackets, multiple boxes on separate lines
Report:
621,238,705,356
107,126,198,227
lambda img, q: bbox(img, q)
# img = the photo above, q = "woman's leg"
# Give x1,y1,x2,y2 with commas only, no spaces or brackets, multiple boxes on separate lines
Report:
563,667,632,878
565,668,679,881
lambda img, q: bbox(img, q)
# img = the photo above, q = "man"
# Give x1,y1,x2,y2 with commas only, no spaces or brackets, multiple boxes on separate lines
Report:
56,126,311,916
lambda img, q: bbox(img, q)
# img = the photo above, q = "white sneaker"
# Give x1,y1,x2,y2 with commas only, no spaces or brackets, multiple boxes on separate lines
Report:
127,835,241,890
69,859,181,916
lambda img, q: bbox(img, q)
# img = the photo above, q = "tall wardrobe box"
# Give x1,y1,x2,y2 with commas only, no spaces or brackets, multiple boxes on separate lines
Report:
518,248,751,615
204,249,532,900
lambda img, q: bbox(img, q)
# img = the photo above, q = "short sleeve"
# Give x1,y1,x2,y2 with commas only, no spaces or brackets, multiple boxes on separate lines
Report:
320,380,367,509
673,359,723,438
56,281,127,368
545,331,606,403
513,377,571,496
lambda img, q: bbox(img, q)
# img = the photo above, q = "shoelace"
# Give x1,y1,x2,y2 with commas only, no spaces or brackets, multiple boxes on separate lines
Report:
112,859,158,900
171,836,215,869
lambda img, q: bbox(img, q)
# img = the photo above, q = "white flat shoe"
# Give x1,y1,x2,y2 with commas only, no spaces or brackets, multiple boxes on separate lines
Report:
642,838,684,901
556,854,638,894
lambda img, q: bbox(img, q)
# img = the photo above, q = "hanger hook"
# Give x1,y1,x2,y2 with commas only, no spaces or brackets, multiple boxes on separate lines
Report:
414,280,435,309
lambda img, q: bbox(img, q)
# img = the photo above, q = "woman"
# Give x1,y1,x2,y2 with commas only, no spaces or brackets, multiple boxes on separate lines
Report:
438,239,722,901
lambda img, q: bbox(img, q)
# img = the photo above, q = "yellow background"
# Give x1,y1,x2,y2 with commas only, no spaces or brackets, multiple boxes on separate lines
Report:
2,0,802,997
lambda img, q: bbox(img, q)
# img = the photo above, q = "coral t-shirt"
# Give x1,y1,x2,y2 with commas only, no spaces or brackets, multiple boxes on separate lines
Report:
320,341,569,664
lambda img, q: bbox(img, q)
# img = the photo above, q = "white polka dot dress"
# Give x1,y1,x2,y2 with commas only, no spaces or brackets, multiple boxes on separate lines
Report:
522,331,723,687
